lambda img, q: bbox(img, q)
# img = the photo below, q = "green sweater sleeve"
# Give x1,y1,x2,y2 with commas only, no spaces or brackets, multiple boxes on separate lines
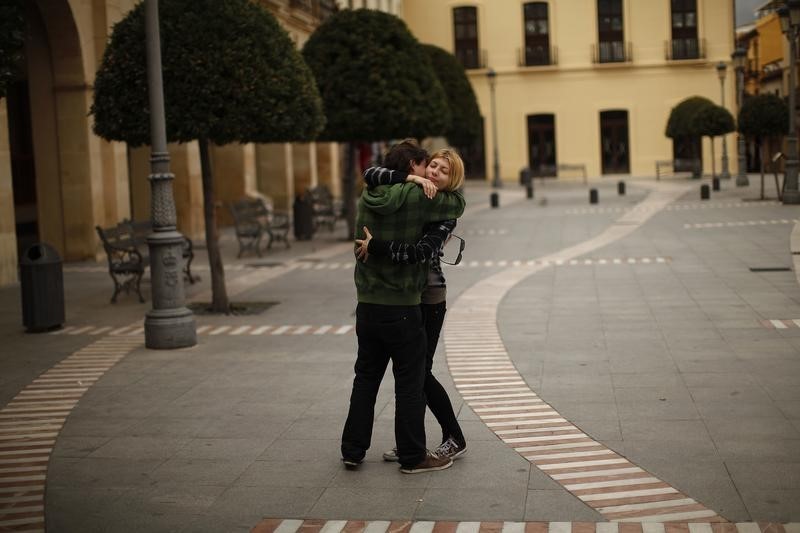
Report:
420,189,466,222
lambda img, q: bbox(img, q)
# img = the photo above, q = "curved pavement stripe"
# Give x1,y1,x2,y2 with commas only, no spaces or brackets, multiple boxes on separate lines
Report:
251,520,800,533
443,182,729,523
0,335,142,532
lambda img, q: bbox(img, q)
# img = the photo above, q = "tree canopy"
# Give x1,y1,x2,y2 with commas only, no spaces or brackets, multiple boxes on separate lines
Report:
91,0,324,146
665,96,716,139
422,44,482,147
302,9,449,142
692,104,735,138
0,0,25,99
738,93,788,139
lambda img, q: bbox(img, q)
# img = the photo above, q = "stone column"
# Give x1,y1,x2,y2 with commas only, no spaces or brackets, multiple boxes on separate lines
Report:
256,142,294,213
0,100,17,286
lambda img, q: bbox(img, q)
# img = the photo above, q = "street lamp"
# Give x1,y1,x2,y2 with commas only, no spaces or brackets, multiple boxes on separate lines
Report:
487,68,501,188
732,46,749,187
143,0,196,348
716,61,731,179
778,1,800,204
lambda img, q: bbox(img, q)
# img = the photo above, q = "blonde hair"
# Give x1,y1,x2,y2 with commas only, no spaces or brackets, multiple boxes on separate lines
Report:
428,148,465,191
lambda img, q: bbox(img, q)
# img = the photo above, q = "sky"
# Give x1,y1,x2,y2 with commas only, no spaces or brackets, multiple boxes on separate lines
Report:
736,0,764,26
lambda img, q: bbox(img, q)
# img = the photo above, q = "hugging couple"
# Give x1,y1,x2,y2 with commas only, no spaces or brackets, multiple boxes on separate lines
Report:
341,138,468,474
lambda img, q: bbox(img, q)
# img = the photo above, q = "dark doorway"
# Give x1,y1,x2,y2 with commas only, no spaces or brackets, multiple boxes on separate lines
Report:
7,80,39,255
672,136,702,172
527,114,557,177
457,116,485,180
600,110,630,174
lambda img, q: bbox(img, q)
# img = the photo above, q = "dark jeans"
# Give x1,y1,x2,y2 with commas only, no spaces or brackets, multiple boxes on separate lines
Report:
422,302,465,445
341,303,427,468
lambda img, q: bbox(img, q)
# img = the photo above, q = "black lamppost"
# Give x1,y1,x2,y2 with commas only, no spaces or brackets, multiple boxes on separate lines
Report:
778,1,800,204
732,46,749,187
487,68,501,188
716,61,731,179
143,0,196,348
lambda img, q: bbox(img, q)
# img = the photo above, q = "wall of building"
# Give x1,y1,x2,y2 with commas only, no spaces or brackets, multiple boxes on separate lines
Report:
403,0,737,180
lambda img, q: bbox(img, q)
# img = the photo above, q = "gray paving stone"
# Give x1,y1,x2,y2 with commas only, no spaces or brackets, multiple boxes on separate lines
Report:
620,419,713,441
737,489,800,521
705,417,800,442
418,486,527,521
523,490,603,521
174,438,272,460
89,436,191,459
234,459,339,487
727,462,800,490
52,436,111,458
150,458,253,485
310,487,424,520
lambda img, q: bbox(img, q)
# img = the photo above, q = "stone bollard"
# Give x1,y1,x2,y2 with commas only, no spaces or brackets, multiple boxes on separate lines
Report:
701,184,710,200
526,183,534,199
712,177,720,191
490,192,499,208
618,181,626,195
589,188,598,204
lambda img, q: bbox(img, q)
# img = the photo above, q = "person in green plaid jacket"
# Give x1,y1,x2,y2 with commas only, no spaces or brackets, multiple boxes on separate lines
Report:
341,139,465,474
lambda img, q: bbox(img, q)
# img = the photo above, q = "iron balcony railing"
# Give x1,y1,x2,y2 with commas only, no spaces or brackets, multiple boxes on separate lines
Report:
517,46,559,67
591,41,633,64
665,38,706,60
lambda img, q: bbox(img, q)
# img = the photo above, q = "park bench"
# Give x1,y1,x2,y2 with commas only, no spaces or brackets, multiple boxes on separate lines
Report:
557,163,588,184
307,185,342,232
229,196,290,257
95,219,197,303
655,158,701,180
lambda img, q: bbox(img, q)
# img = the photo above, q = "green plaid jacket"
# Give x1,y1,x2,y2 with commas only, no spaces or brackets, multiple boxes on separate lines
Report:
354,183,465,305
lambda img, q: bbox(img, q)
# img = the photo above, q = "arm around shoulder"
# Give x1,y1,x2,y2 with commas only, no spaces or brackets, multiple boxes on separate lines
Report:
424,189,465,222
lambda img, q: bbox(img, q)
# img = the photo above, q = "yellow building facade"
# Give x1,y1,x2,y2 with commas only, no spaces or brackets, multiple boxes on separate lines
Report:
0,0,349,287
402,0,737,183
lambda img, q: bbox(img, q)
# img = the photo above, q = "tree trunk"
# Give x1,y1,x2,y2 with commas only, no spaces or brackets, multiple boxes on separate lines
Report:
342,142,357,239
198,138,230,313
710,137,716,179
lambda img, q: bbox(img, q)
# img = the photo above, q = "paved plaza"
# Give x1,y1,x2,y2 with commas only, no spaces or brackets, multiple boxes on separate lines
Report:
1,178,799,532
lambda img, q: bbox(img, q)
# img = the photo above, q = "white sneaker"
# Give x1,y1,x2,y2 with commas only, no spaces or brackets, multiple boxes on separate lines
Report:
382,447,398,462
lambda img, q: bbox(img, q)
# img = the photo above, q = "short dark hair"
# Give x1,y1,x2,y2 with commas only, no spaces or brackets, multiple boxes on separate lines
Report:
382,138,428,172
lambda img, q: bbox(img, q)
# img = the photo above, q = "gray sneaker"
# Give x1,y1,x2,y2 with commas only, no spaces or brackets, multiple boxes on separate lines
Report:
382,447,398,462
433,437,467,460
400,452,453,474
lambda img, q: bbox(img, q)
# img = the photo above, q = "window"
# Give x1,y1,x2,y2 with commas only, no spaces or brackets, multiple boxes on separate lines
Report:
597,0,625,63
523,3,551,66
671,0,699,59
454,6,480,69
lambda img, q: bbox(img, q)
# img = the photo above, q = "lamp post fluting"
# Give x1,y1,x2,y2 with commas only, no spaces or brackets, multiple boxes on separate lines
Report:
716,61,731,179
733,47,749,187
487,68,501,188
143,0,196,349
779,1,800,204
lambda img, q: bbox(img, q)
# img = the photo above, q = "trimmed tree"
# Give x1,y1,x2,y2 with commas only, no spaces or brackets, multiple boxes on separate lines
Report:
665,96,715,177
303,9,449,237
421,44,482,148
91,0,324,313
738,93,788,189
0,0,25,99
692,104,735,179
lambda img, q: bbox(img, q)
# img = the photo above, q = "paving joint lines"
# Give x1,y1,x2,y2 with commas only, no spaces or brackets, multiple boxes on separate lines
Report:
0,336,142,532
443,181,732,522
684,219,798,229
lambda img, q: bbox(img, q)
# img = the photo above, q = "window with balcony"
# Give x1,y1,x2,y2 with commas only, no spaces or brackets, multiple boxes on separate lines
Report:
454,6,480,69
597,0,625,63
670,0,699,59
523,2,551,66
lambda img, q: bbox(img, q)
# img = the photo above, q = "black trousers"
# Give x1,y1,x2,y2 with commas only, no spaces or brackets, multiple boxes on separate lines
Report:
422,302,465,445
341,303,427,468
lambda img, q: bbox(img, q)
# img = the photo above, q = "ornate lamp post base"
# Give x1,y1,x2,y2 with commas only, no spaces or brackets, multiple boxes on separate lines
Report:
145,308,196,349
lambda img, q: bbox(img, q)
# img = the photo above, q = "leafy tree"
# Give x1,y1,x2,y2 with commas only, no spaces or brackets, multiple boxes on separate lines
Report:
665,96,715,177
422,44,481,148
738,93,788,183
91,0,324,313
303,9,449,237
0,0,25,99
692,104,735,178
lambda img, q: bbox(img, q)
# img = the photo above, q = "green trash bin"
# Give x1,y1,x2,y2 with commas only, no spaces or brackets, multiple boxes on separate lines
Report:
19,243,65,332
